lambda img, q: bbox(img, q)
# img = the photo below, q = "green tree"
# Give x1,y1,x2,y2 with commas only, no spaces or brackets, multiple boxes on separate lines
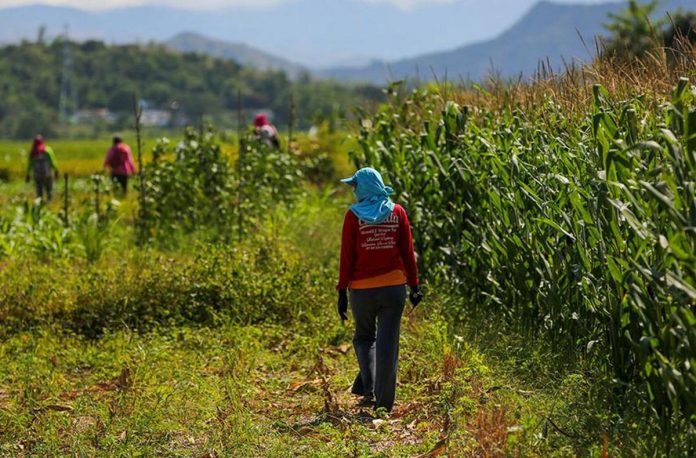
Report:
663,11,696,49
14,106,57,138
0,39,384,138
603,0,666,60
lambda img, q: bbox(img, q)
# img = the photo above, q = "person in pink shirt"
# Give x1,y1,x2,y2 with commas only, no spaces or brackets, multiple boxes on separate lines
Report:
103,136,136,195
253,113,281,150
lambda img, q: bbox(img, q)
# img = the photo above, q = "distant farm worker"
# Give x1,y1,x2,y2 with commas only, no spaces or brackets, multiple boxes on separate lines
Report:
25,135,59,201
253,113,280,149
103,136,136,194
337,167,423,412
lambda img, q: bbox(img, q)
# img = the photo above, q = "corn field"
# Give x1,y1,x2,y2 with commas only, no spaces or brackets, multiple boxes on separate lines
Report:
352,77,696,442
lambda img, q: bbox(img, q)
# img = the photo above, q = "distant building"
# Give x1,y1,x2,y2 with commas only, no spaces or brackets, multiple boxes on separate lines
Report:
72,104,202,128
75,108,117,124
140,109,172,127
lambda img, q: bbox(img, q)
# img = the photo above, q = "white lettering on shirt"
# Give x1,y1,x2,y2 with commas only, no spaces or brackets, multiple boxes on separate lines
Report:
358,213,399,251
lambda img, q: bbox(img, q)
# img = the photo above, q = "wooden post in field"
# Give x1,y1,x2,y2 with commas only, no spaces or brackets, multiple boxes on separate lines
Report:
132,94,145,241
94,175,100,224
237,88,244,143
288,92,296,154
62,173,69,227
237,88,245,241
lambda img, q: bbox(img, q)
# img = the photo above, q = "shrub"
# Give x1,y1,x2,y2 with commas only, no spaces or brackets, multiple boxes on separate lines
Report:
0,228,335,339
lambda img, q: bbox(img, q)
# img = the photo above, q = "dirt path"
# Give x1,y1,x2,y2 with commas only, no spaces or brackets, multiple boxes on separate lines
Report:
237,315,505,457
0,315,551,456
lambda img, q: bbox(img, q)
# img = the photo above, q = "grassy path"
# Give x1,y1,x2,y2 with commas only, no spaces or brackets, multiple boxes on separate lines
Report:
0,317,453,456
0,303,605,457
0,191,617,456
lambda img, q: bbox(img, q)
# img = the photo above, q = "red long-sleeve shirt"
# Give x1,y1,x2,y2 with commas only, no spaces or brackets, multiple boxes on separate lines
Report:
337,204,419,290
103,144,136,176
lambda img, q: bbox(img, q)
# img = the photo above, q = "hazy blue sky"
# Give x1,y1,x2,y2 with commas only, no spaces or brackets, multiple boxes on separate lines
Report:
0,0,624,66
0,0,617,11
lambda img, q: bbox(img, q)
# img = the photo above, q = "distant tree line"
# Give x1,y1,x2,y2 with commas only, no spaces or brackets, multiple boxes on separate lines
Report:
0,39,385,138
603,1,696,61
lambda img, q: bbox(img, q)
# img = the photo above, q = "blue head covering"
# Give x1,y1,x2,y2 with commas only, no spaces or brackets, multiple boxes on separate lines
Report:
341,167,396,224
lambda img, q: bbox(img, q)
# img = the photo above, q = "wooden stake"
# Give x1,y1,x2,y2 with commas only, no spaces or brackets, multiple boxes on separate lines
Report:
237,89,245,241
132,94,145,241
94,175,100,224
288,92,296,154
62,173,69,227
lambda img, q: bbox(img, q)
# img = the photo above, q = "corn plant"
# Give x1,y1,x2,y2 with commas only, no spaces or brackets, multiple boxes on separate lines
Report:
0,200,71,260
351,79,695,445
138,125,235,243
238,137,304,217
138,125,304,245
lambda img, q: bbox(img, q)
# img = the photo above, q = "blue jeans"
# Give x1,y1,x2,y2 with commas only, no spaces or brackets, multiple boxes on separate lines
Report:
349,284,406,412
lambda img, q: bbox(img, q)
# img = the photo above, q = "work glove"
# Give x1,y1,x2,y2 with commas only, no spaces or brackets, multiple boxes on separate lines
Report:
337,289,348,322
409,285,423,309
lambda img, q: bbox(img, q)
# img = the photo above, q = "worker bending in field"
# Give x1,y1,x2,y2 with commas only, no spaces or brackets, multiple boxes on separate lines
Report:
103,136,137,195
253,113,280,150
25,135,59,201
337,167,423,412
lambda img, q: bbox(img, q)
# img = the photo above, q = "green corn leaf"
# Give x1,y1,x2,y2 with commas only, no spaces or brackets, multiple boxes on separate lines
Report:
533,217,576,241
665,272,696,300
569,191,594,225
606,256,623,283
640,181,688,226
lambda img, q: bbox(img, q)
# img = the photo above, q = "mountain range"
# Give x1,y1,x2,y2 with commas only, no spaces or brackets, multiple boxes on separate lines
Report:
165,32,307,78
0,1,692,84
320,0,693,83
0,0,551,67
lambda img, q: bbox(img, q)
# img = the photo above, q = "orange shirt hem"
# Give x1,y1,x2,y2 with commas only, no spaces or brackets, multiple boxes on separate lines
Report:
349,269,407,290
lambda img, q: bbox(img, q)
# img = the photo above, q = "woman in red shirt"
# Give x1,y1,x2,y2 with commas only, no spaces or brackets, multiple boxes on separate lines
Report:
103,136,137,195
337,167,422,412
